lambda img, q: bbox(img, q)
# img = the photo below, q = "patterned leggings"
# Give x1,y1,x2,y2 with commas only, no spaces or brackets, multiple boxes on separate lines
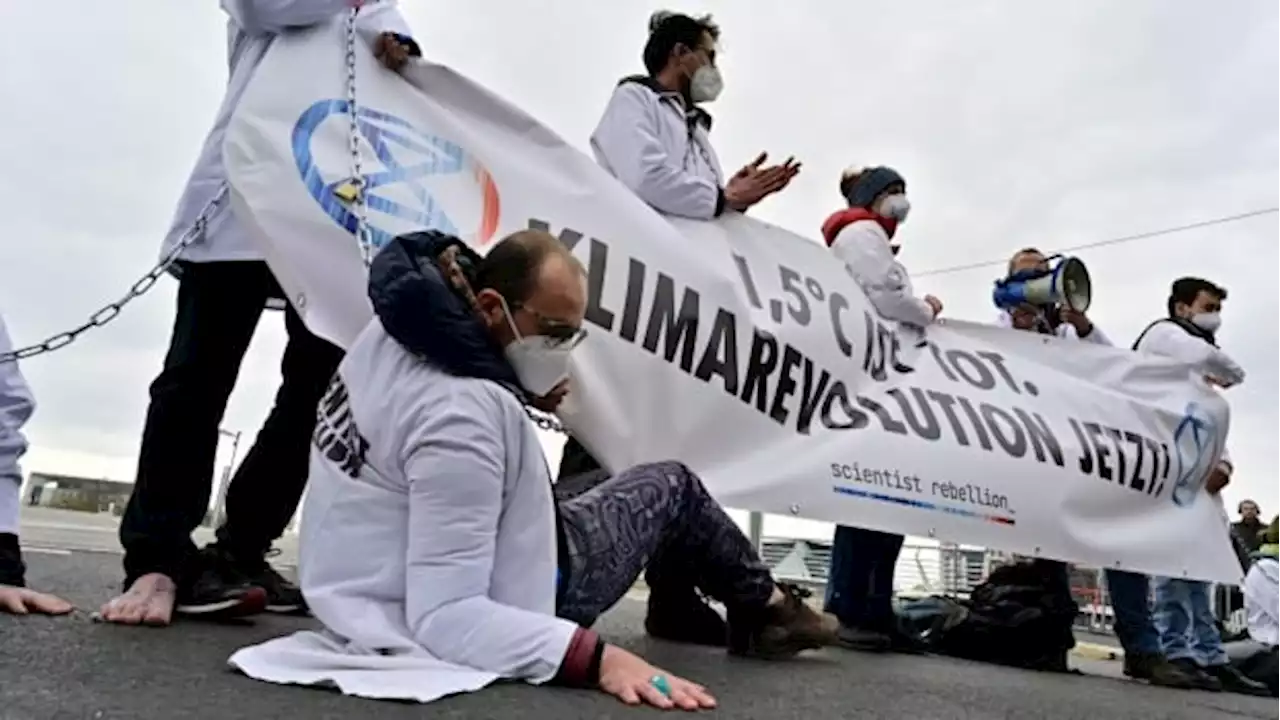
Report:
556,460,775,627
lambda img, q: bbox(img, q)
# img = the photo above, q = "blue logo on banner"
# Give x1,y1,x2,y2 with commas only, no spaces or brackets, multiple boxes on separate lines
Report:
291,99,501,250
1170,401,1219,509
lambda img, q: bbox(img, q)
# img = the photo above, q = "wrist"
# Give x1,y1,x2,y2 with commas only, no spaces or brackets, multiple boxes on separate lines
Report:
553,627,603,688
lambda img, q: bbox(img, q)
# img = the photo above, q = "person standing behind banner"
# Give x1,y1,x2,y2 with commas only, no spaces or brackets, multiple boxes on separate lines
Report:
99,1,422,628
0,314,74,616
997,249,1202,688
1133,277,1268,696
562,10,802,482
819,165,940,652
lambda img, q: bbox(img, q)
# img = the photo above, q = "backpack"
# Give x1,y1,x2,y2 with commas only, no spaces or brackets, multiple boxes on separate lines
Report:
901,560,1079,672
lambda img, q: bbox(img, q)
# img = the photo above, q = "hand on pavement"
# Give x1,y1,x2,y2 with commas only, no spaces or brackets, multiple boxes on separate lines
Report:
0,585,74,616
597,644,716,710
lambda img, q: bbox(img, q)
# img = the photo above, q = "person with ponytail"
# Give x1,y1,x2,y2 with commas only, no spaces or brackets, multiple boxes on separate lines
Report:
819,166,940,652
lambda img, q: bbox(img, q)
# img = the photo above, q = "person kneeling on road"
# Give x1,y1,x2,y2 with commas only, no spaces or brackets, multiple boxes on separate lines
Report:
0,314,73,617
229,230,829,708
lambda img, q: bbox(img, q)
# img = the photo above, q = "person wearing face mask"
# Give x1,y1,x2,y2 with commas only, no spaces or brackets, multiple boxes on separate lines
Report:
589,11,800,222
1132,277,1267,696
820,165,941,653
228,230,831,707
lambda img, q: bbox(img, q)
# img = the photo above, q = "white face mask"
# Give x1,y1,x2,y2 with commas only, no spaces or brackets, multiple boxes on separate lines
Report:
877,194,911,222
689,64,724,104
1191,311,1222,334
498,297,579,397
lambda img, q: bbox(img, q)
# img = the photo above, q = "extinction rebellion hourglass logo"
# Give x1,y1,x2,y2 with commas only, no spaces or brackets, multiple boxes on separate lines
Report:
1169,401,1220,509
291,99,502,250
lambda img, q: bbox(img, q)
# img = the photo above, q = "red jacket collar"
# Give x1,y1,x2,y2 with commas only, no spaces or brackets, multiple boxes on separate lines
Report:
821,208,898,246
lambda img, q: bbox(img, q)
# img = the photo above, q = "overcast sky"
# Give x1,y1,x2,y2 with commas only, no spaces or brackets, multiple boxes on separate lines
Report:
0,1,1275,539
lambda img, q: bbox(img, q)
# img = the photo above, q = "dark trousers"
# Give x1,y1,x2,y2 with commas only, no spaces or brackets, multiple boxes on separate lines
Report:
556,461,774,627
825,525,904,630
120,262,343,585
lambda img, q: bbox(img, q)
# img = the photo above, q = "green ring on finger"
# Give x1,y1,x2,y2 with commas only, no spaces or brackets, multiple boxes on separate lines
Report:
649,674,672,698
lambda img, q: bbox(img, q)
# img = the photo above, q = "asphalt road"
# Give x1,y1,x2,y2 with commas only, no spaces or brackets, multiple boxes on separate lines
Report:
4,549,1276,720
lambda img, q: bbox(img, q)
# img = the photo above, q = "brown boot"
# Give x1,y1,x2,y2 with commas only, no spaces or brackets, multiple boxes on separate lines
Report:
727,583,833,659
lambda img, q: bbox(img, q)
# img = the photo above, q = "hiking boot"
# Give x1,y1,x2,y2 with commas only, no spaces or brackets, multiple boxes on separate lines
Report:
727,583,832,659
174,549,267,619
209,545,307,615
645,589,727,647
1204,664,1271,697
835,624,893,653
1123,652,1202,689
1169,658,1223,692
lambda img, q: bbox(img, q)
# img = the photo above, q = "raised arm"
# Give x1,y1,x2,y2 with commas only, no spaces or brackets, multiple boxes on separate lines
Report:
401,388,595,684
590,85,724,220
831,221,934,328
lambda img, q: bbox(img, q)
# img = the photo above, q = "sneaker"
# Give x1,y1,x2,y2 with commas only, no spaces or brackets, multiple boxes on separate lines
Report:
174,550,267,619
210,545,307,615
1169,658,1224,692
727,583,832,660
645,589,727,647
1204,664,1272,697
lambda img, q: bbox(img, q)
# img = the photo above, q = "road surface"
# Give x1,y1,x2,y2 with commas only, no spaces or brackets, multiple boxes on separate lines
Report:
4,510,1276,720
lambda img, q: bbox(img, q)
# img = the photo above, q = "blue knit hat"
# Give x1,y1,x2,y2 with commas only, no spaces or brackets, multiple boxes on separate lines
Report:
840,166,906,208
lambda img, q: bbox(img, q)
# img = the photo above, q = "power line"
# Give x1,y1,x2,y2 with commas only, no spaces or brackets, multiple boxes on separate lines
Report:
915,207,1279,277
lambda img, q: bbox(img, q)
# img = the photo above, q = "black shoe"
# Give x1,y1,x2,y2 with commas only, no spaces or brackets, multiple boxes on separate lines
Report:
1204,664,1272,697
1123,652,1200,689
174,549,267,619
834,624,893,653
210,545,307,615
645,589,727,647
1169,658,1223,692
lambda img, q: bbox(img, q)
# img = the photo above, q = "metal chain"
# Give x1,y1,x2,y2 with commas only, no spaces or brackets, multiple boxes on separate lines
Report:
344,3,373,267
0,186,228,364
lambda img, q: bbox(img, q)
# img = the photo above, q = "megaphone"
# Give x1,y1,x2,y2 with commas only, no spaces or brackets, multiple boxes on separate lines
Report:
992,255,1092,313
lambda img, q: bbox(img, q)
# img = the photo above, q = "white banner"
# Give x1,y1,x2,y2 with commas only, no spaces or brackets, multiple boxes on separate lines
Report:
225,21,1241,584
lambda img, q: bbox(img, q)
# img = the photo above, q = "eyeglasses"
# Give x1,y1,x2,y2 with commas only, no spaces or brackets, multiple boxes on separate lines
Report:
514,303,588,348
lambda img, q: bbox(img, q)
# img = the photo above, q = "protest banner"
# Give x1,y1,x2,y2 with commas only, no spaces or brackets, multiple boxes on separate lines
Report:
224,19,1240,583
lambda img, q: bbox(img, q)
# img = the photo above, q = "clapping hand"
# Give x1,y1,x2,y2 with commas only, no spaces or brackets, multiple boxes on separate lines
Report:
724,152,802,212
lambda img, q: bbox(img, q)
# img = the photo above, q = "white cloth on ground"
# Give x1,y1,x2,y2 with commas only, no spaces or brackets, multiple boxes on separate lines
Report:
0,314,34,536
163,0,413,265
228,321,575,703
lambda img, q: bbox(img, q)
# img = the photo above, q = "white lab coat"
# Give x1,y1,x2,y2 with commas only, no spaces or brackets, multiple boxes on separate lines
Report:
163,1,413,265
1133,320,1237,468
994,311,1114,346
1244,557,1279,646
0,315,33,536
229,321,576,704
830,220,932,345
589,81,725,220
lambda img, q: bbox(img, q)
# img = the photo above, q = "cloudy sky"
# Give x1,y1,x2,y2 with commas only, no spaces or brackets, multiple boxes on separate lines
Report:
0,1,1275,540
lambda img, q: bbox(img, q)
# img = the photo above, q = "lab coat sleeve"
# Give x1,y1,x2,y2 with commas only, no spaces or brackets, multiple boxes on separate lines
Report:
831,221,934,328
0,316,34,537
1057,321,1113,346
1135,322,1245,386
401,387,576,683
589,84,723,220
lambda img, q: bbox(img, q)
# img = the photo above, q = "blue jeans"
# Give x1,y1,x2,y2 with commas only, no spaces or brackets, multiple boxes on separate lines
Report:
1153,576,1228,666
825,526,903,631
1105,569,1161,656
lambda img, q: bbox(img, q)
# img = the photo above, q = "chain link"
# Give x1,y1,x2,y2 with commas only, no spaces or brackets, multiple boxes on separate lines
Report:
344,3,373,267
0,186,228,364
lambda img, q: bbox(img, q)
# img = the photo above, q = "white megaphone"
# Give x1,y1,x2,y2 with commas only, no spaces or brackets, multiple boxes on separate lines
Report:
992,255,1092,312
